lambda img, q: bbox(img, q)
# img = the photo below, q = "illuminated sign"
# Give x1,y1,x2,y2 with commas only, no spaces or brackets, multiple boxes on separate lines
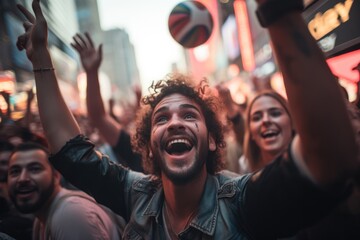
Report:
308,0,353,40
221,15,240,61
303,0,360,56
234,0,255,72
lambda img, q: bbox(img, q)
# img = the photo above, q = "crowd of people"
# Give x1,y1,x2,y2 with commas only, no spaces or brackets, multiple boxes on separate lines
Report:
1,0,360,239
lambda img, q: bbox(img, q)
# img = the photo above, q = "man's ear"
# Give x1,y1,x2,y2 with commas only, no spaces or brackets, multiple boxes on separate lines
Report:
53,170,62,185
209,134,216,151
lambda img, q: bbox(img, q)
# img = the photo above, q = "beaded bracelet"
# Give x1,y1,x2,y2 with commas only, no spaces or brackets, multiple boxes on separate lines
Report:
33,67,55,73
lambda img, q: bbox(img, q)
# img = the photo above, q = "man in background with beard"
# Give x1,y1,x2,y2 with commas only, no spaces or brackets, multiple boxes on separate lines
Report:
0,140,33,240
7,142,123,240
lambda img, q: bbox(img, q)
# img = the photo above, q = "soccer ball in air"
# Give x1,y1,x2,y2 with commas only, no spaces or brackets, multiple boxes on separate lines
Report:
168,1,214,48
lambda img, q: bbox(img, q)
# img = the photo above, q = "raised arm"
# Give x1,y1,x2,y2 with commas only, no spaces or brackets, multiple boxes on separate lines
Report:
21,89,35,128
71,33,122,146
353,63,360,109
17,0,80,153
256,0,357,184
216,84,245,146
0,91,11,120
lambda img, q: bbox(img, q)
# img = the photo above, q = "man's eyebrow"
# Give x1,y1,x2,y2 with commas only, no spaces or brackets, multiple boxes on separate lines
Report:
153,106,169,116
9,161,43,169
180,104,201,113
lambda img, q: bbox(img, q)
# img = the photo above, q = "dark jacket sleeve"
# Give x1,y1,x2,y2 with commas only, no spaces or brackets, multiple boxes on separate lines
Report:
49,135,145,218
112,129,144,172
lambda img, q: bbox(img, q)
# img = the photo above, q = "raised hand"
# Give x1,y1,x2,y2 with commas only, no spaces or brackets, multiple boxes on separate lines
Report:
215,84,233,107
71,33,103,72
0,91,10,104
16,0,48,62
133,84,142,106
26,88,35,103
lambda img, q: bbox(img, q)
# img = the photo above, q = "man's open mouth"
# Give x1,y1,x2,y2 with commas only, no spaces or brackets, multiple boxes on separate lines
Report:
16,186,36,195
165,138,193,155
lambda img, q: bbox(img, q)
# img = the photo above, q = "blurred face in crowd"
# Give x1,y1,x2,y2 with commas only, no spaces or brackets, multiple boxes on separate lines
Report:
249,95,293,158
0,151,12,182
7,149,59,214
150,94,215,185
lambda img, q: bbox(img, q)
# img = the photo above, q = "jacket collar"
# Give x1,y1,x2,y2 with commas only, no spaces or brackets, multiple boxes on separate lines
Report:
142,174,221,235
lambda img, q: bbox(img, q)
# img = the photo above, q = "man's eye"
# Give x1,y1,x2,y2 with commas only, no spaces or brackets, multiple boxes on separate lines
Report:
155,116,168,124
29,166,42,173
184,114,195,120
9,169,20,176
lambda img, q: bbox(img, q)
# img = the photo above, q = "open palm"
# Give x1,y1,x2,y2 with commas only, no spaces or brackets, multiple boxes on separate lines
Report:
71,33,102,72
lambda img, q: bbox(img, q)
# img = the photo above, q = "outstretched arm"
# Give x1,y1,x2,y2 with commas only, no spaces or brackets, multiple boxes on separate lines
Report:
256,0,357,185
17,0,80,153
353,63,360,109
0,91,11,120
71,33,122,146
216,84,245,146
21,89,35,128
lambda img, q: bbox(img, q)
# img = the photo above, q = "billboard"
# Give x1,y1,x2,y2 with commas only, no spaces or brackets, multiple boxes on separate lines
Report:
303,0,360,56
221,15,240,61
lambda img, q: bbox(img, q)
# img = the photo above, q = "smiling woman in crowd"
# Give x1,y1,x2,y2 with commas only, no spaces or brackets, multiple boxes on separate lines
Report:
242,90,295,173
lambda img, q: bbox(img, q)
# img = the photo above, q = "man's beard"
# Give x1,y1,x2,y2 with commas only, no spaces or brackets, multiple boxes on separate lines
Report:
11,177,56,214
157,150,206,185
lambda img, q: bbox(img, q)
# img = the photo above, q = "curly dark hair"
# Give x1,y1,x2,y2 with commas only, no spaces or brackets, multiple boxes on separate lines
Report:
132,74,226,176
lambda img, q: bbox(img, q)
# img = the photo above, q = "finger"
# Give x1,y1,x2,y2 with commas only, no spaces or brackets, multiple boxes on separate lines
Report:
17,4,35,23
70,43,82,53
76,33,88,49
98,44,103,62
16,39,24,51
16,35,26,51
85,32,94,48
72,36,84,51
32,0,45,21
23,21,33,31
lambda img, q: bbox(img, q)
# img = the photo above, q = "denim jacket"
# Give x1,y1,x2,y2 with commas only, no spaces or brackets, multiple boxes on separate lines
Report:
50,135,346,240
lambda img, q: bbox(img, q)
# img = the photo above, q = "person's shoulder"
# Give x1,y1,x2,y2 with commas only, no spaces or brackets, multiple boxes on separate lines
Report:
131,174,162,193
0,232,16,240
215,171,252,189
50,190,112,225
48,191,118,239
216,170,251,181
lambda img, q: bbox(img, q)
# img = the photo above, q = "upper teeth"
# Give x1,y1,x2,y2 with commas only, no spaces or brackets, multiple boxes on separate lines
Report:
167,139,190,147
262,130,277,137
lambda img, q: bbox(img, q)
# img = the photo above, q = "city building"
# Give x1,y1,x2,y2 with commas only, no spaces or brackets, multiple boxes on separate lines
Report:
102,28,140,99
74,0,140,101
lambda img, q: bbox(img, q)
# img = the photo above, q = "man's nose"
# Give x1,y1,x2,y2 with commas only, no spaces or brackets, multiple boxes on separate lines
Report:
168,116,185,131
18,170,30,182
